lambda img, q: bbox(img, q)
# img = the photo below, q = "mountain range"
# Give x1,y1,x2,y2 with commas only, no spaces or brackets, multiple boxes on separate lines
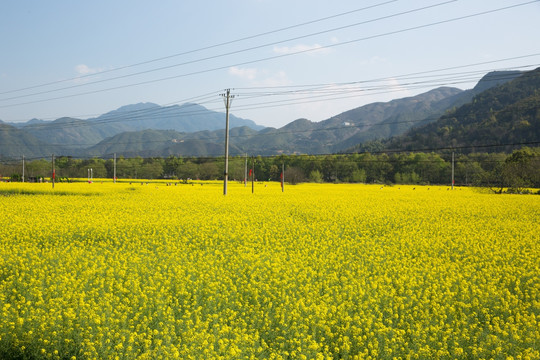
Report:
353,68,540,154
0,68,537,158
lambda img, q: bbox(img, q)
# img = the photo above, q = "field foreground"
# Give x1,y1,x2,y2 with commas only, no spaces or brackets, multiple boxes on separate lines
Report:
1,182,539,359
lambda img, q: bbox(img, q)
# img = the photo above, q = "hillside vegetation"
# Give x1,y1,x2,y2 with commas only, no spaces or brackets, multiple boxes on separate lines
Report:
2,69,533,158
361,68,540,153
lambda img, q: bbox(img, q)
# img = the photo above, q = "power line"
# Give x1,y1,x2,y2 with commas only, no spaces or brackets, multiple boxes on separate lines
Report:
1,1,536,110
1,141,538,165
3,60,537,127
1,62,536,131
1,64,537,160
0,0,455,104
2,97,538,151
0,0,399,96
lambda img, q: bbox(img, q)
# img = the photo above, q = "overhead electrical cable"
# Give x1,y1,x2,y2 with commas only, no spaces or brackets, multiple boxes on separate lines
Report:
0,0,455,104
1,62,537,131
1,65,531,133
0,0,399,96
3,96,538,150
2,1,536,110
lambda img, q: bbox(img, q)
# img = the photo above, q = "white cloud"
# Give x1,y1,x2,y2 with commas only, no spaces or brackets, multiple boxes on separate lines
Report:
72,64,106,84
273,43,331,56
75,64,102,75
228,66,257,80
358,56,388,66
385,77,411,96
257,71,291,87
228,66,291,87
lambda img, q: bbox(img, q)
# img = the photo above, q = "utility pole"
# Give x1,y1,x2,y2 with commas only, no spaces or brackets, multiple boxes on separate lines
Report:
114,153,117,184
51,154,55,189
451,151,455,190
22,155,25,183
221,89,235,195
244,153,248,187
281,163,284,192
252,157,256,194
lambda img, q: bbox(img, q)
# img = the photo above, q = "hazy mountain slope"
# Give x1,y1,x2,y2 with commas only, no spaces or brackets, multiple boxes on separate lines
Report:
330,87,464,151
22,117,113,149
374,68,540,153
0,123,57,158
88,102,264,133
1,69,529,158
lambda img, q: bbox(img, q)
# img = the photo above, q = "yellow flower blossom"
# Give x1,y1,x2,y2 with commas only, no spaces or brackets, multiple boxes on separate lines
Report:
0,181,538,359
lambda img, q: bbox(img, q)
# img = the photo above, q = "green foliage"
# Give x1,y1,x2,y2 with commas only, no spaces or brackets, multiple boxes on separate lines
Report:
502,147,540,191
284,167,306,185
379,68,540,154
309,170,323,183
2,149,539,188
8,173,21,182
350,169,366,183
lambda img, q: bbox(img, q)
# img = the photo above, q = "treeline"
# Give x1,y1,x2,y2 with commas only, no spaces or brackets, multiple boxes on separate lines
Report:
1,147,539,191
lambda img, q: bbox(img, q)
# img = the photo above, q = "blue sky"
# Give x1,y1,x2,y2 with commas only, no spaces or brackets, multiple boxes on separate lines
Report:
1,0,539,128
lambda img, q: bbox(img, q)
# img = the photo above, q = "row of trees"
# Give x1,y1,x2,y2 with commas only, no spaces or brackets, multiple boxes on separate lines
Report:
1,148,539,190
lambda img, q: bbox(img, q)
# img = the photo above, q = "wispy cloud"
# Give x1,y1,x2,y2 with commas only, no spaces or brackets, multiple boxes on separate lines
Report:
257,71,290,87
385,77,411,96
228,66,257,80
73,64,105,84
229,66,291,87
75,64,103,75
273,43,331,56
359,56,389,66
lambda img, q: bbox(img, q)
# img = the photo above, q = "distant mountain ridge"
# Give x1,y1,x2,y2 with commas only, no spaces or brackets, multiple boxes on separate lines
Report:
1,69,535,159
2,102,264,157
87,102,265,133
353,68,540,153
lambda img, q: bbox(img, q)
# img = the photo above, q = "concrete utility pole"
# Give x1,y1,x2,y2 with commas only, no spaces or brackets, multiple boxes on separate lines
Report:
451,151,455,190
22,155,25,183
244,153,248,187
281,163,284,192
114,153,117,184
251,157,255,194
221,89,235,195
51,154,55,189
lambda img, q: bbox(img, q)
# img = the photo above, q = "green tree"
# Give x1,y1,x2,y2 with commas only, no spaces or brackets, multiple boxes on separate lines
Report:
502,147,540,191
284,167,306,185
83,158,107,179
268,164,280,181
456,157,485,186
177,161,199,180
350,168,366,183
336,159,358,182
26,159,50,180
141,161,164,179
199,161,219,180
309,170,323,183
163,156,184,178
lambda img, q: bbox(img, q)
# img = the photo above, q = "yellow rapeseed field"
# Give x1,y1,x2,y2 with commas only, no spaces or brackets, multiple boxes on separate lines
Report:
0,181,539,359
